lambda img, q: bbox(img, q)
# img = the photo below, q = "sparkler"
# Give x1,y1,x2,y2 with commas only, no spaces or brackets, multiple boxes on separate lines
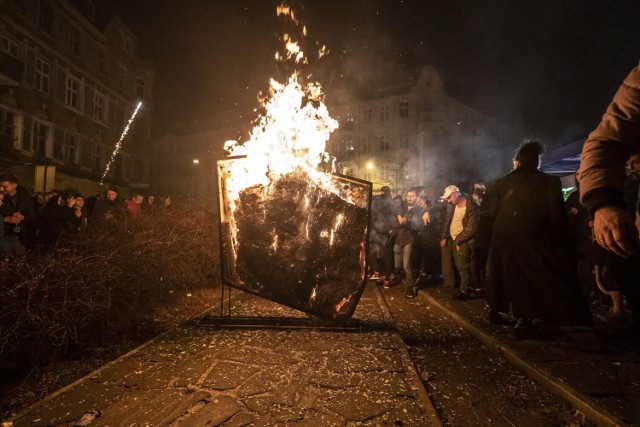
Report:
100,101,143,184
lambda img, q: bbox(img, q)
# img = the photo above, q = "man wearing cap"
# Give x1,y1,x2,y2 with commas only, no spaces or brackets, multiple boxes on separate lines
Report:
439,184,478,300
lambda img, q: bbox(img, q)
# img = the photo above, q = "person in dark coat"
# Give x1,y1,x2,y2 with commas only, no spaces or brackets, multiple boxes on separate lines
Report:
90,185,126,236
486,141,592,338
0,173,36,253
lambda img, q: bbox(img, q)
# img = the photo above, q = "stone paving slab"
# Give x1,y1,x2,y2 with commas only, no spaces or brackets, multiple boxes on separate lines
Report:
6,284,441,426
423,284,640,426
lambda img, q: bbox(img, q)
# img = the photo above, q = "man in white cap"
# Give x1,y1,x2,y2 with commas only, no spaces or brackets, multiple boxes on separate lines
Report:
439,184,478,300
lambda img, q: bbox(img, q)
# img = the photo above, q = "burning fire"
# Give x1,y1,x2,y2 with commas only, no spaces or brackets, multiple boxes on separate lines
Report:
217,3,370,320
220,3,356,233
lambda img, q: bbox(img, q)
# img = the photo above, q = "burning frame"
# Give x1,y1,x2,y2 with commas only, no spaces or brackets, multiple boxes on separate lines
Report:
217,158,372,321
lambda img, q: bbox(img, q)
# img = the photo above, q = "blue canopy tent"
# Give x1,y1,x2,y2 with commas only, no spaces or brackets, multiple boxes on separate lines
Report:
540,138,585,176
540,138,585,196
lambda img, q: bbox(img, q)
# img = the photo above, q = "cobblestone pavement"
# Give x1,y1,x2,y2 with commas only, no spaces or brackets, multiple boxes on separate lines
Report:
6,284,441,426
420,284,640,427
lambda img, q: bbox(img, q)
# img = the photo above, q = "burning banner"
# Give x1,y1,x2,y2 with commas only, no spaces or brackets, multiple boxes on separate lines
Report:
216,3,371,321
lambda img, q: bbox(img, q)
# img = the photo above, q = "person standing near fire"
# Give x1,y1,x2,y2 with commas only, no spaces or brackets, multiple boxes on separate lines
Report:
579,64,640,338
439,185,478,300
394,189,424,298
0,173,35,254
487,141,592,338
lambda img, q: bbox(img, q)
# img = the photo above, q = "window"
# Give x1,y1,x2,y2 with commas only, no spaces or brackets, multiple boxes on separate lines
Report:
118,64,126,89
136,77,145,99
63,133,78,164
399,100,409,118
361,136,370,153
380,105,390,122
67,24,81,55
87,1,95,21
1,36,20,59
92,144,103,171
364,108,372,123
379,135,390,152
53,135,64,161
400,132,409,149
344,113,354,130
97,50,106,76
66,74,83,111
39,1,54,34
31,121,50,158
35,57,51,94
0,109,15,146
345,137,354,156
93,90,108,124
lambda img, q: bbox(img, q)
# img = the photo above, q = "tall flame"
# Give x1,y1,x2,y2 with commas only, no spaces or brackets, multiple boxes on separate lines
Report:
222,2,340,208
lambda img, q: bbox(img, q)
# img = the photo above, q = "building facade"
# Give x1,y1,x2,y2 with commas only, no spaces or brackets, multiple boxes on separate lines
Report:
0,0,154,197
328,66,517,198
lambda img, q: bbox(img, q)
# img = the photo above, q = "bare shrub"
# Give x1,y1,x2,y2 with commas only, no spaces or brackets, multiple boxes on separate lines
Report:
0,203,220,370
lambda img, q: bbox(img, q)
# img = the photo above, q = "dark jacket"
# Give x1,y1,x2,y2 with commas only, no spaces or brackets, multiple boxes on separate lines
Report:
440,193,478,245
487,167,592,325
0,184,35,244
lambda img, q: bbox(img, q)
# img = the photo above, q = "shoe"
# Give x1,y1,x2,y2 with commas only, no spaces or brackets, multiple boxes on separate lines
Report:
382,280,391,289
389,276,401,287
488,310,515,326
451,290,469,301
369,272,380,280
405,286,418,299
512,318,533,340
604,308,627,324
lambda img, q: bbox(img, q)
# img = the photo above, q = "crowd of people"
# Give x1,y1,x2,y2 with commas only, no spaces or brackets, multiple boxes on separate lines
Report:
366,64,640,341
368,140,639,340
0,174,172,256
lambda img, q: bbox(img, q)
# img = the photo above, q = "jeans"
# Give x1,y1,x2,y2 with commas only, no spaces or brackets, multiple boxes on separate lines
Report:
393,242,414,288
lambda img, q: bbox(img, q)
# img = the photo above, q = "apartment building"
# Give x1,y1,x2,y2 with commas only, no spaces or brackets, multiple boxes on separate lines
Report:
0,0,154,196
329,66,516,197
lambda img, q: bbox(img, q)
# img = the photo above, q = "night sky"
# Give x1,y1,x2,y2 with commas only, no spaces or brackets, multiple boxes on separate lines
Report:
106,0,640,146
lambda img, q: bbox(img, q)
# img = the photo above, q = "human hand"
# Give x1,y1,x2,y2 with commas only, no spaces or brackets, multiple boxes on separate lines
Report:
455,245,460,251
66,196,76,208
4,215,19,224
568,207,579,216
593,206,638,258
440,239,447,248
